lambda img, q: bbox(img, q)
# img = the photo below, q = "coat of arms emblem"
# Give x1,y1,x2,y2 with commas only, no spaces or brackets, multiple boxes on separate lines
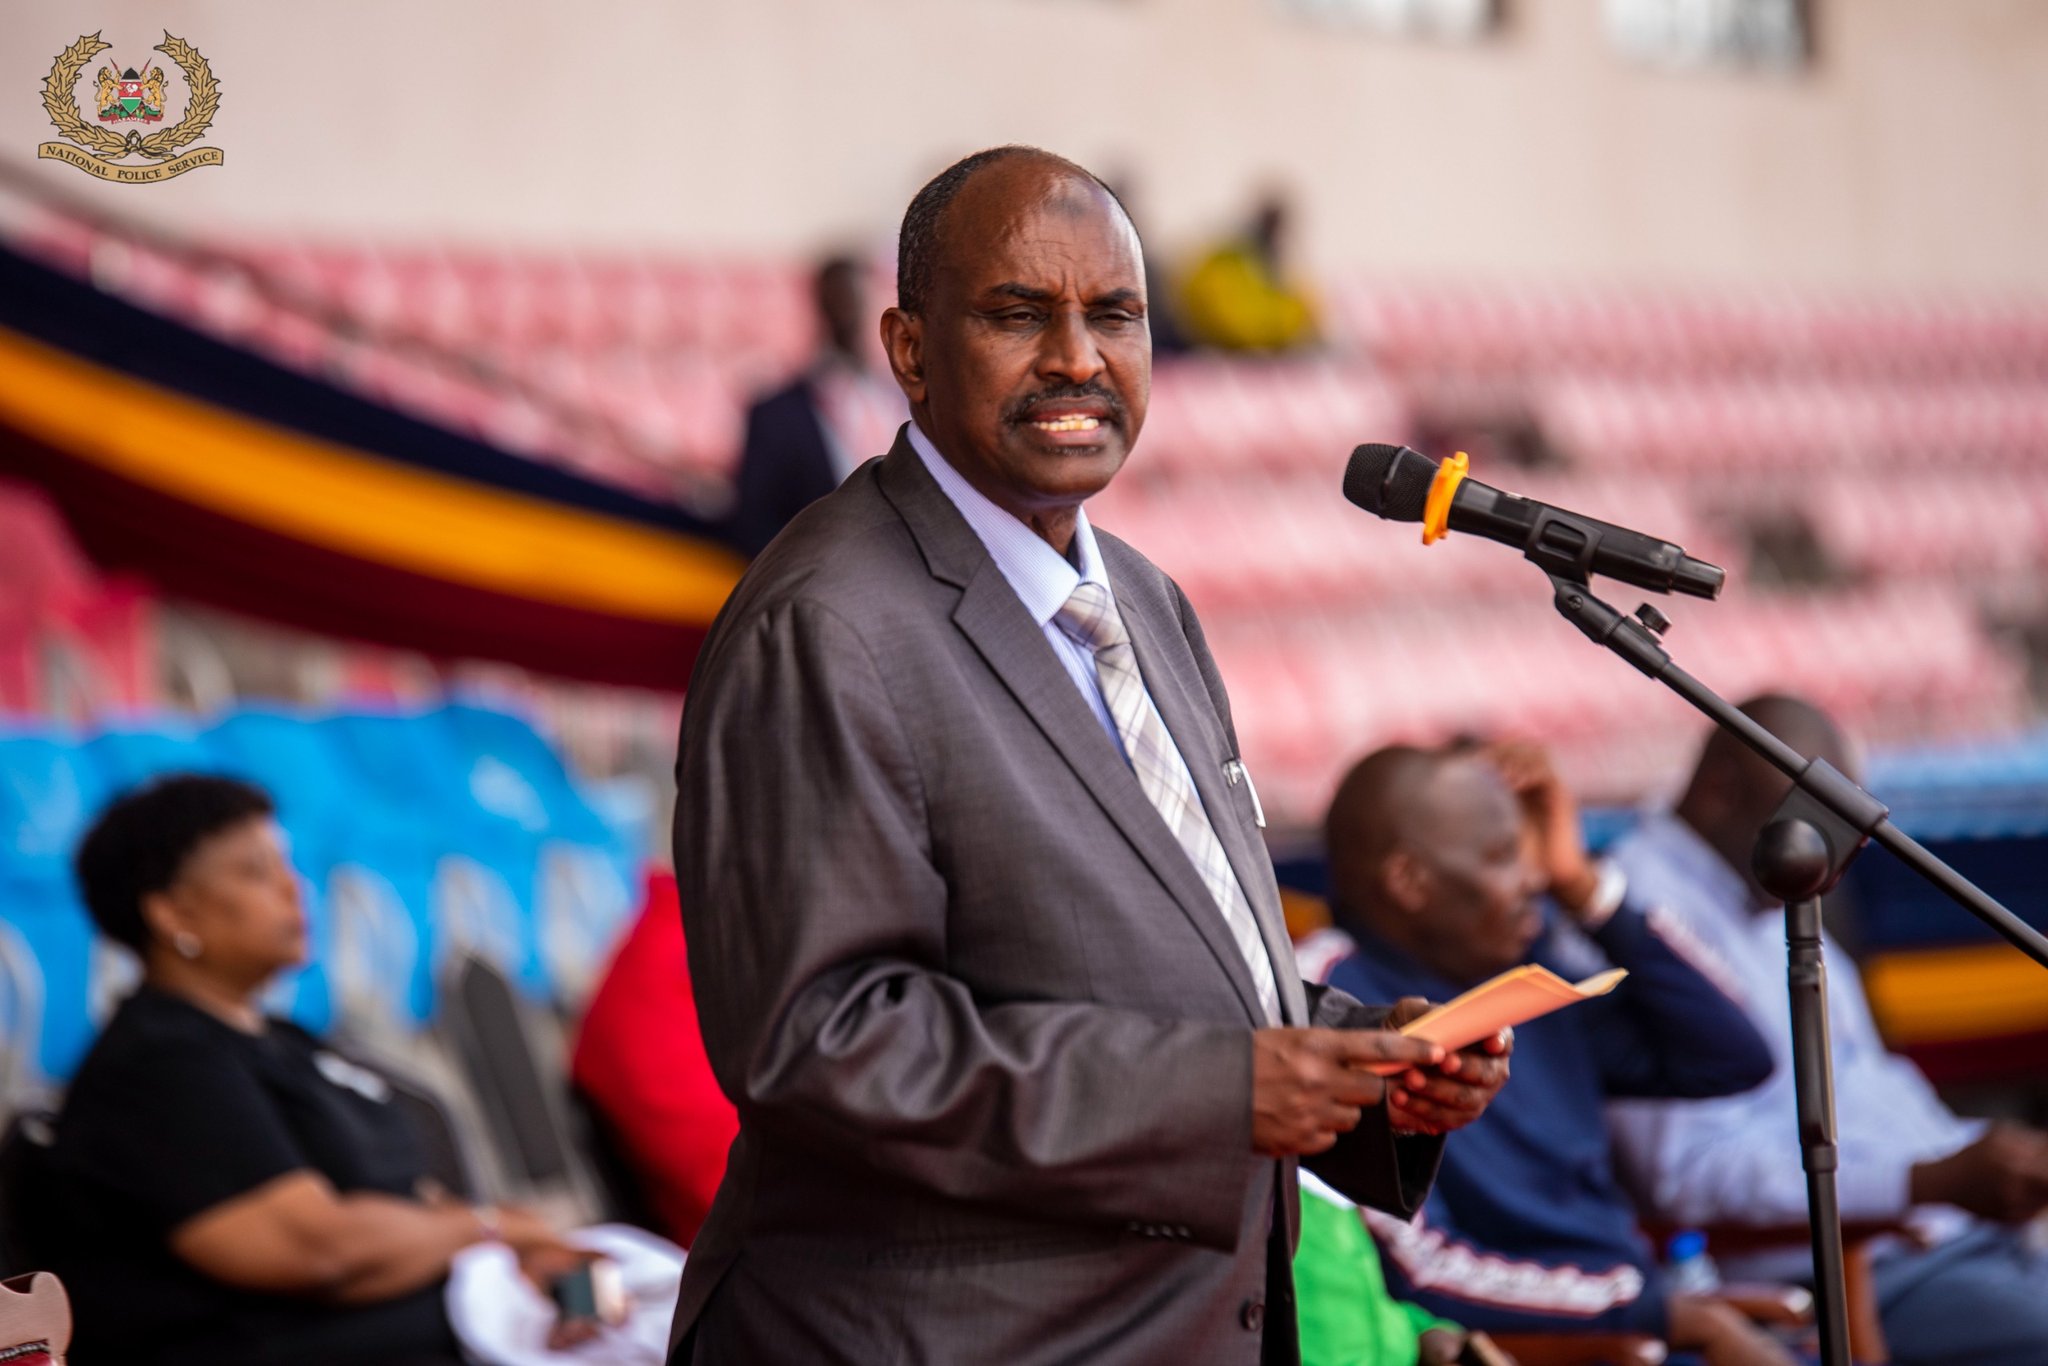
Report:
38,31,223,182
98,61,169,124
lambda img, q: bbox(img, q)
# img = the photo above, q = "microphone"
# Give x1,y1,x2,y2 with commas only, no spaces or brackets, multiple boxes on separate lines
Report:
1342,444,1725,600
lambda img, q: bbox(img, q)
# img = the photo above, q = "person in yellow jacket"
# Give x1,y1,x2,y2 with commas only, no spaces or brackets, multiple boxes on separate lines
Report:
1177,194,1320,352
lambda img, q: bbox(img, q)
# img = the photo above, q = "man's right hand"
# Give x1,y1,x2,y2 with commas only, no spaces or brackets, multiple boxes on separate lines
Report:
1251,1028,1444,1157
1488,740,1600,916
1909,1122,2048,1223
1666,1296,1799,1366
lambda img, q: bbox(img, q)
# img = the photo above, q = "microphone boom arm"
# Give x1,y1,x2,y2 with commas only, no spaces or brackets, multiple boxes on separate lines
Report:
1548,565,2048,966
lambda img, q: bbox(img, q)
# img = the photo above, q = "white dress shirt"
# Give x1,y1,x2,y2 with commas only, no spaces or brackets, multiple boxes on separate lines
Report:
907,422,1126,754
1605,813,1983,1270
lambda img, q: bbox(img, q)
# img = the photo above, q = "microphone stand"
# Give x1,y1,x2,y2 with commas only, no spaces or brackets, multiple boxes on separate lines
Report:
1545,572,2048,1366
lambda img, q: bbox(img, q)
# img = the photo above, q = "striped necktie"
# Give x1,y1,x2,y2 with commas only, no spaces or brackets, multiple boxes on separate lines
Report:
1056,581,1283,1025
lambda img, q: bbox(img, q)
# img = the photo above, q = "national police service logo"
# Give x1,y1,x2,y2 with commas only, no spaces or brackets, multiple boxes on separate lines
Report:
38,31,224,183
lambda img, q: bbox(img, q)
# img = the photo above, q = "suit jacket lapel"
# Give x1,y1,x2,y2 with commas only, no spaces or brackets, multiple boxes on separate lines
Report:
1117,585,1309,1027
876,434,1271,1027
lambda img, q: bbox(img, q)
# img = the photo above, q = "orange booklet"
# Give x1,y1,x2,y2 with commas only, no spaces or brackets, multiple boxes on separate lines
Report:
1365,964,1628,1074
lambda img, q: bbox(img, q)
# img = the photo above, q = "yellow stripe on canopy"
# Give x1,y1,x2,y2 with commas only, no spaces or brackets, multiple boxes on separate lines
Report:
0,327,742,624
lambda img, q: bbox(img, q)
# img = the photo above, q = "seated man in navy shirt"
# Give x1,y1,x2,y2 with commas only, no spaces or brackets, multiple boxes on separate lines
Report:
1304,741,1785,1366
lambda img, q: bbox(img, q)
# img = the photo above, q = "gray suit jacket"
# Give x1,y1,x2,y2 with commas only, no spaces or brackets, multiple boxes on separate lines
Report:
670,431,1438,1365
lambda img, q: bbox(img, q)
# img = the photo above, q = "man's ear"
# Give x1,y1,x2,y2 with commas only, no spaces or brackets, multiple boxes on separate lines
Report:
880,307,925,406
1382,849,1432,917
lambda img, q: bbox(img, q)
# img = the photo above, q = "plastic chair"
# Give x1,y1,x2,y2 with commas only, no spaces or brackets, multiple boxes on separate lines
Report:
0,736,105,866
80,724,217,793
203,708,359,832
326,853,437,1037
436,953,600,1225
433,706,620,848
0,871,95,1087
1486,1335,1664,1365
0,1110,58,1279
0,917,49,1117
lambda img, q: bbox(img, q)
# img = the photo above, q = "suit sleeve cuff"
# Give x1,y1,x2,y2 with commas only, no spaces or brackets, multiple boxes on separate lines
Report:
1304,1104,1443,1218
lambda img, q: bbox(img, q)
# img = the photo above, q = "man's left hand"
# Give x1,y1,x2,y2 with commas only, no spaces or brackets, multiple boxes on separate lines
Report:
1383,996,1512,1135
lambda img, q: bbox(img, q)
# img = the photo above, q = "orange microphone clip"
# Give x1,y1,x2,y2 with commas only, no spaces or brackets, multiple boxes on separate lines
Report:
1421,451,1469,545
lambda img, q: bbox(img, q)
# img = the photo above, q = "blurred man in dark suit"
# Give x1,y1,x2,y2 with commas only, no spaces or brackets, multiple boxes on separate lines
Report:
727,254,906,555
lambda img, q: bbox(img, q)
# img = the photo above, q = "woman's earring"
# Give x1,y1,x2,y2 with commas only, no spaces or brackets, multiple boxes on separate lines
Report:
172,931,203,960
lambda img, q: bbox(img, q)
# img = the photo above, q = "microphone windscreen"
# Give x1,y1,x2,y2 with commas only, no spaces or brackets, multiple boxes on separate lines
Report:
1343,444,1436,522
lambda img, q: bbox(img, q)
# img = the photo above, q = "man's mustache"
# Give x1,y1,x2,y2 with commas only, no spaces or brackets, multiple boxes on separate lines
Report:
1004,384,1126,427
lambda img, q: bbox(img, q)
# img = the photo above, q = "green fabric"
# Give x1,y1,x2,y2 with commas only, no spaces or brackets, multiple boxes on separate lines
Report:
1296,1180,1460,1366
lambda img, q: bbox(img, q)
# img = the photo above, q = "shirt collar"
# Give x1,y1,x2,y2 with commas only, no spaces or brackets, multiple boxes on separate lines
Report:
907,421,1108,627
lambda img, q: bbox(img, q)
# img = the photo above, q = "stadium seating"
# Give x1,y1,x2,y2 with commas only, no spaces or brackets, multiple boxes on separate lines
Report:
6,205,2043,827
0,705,640,1112
1326,278,2048,383
1536,376,2048,474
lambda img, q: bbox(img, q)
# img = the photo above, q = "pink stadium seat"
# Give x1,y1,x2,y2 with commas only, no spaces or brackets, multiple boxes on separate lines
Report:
0,483,160,715
0,483,98,621
584,254,672,350
292,245,374,314
0,622,36,715
11,208,99,278
240,304,334,373
472,390,558,458
47,581,157,710
103,240,209,319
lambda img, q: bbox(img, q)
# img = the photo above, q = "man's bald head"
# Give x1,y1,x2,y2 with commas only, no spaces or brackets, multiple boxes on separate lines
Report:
896,146,1134,316
1325,745,1441,912
1676,693,1858,898
1325,744,1546,986
1698,695,1851,789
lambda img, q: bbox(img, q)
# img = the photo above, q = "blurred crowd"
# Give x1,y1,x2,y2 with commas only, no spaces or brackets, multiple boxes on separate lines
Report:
8,686,2048,1366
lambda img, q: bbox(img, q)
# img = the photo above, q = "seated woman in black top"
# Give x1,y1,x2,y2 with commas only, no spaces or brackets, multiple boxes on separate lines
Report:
39,775,577,1366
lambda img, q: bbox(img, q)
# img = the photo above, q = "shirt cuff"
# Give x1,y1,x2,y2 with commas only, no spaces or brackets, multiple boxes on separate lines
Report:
1836,1148,1919,1222
1574,859,1629,932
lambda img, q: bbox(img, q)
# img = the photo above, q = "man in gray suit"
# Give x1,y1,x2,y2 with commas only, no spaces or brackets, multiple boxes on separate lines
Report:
670,146,1510,1365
